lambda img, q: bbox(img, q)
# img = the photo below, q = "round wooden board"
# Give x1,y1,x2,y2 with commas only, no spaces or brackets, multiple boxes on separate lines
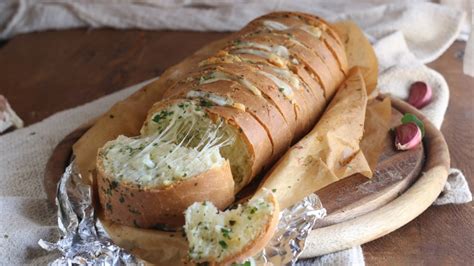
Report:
43,97,449,259
301,96,450,258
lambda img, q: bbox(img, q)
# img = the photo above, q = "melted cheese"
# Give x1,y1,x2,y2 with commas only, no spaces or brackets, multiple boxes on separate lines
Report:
101,101,232,187
187,90,233,106
268,67,301,89
233,42,290,60
262,20,289,31
299,24,322,38
102,136,224,187
258,70,294,100
200,71,262,96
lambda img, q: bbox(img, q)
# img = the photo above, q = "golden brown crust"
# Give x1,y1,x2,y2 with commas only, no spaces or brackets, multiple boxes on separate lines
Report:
206,106,273,187
242,34,331,93
242,15,347,93
199,61,298,136
205,52,313,139
215,47,326,140
254,12,349,80
97,157,235,228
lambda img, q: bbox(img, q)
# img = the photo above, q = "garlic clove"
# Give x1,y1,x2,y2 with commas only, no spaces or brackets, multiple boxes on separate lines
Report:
408,81,432,109
395,122,422,150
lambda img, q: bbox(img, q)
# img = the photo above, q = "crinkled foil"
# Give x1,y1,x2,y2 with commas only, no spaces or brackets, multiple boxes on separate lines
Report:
40,160,326,265
252,194,326,265
38,159,142,265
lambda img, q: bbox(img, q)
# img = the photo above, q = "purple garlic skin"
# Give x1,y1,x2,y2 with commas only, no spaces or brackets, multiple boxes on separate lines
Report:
395,122,422,150
408,81,432,109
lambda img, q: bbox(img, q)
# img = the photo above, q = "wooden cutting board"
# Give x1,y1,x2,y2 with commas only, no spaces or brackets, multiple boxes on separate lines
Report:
43,97,449,259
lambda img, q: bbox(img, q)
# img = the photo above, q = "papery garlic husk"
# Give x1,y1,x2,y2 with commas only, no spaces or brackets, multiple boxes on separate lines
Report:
395,122,422,150
0,95,24,133
408,81,432,109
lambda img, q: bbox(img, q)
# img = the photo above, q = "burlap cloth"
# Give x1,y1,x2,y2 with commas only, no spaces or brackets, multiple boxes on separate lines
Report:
0,1,472,265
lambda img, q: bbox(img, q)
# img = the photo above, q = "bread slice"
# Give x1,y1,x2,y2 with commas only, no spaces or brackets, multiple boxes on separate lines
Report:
143,99,269,192
184,190,279,265
97,99,240,227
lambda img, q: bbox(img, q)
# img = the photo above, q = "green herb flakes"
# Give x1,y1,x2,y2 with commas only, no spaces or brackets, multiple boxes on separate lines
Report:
221,228,231,239
218,240,228,249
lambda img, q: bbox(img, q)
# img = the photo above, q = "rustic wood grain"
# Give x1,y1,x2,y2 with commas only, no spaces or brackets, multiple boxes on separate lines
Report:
0,30,472,265
0,29,227,126
362,41,474,266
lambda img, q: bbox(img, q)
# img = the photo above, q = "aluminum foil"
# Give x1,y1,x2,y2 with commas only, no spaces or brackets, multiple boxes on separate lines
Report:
253,194,326,265
38,160,142,265
40,159,326,265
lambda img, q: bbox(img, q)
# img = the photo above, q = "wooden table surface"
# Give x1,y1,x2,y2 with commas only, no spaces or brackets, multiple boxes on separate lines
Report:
0,29,472,265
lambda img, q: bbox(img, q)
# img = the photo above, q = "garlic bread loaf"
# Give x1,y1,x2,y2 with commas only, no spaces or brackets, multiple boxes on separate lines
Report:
96,11,349,228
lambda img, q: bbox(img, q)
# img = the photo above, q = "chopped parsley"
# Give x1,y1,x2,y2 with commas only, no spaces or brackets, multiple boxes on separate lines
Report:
221,228,231,239
218,240,228,249
249,206,258,214
200,73,215,82
200,99,214,107
110,180,119,190
152,110,174,124
232,261,251,266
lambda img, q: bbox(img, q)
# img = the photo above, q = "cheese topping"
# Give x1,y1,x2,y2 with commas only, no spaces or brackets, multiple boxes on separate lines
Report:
258,70,294,100
268,66,301,89
299,24,322,38
262,19,322,39
186,90,233,106
233,42,290,60
199,71,262,97
262,20,289,31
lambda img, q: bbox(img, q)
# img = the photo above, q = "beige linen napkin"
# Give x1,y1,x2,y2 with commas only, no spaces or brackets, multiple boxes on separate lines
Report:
0,1,471,265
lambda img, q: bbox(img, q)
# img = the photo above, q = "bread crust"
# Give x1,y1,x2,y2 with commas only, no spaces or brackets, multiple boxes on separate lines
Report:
199,61,298,137
97,156,235,228
244,15,347,90
254,12,349,81
206,106,273,188
216,48,326,140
